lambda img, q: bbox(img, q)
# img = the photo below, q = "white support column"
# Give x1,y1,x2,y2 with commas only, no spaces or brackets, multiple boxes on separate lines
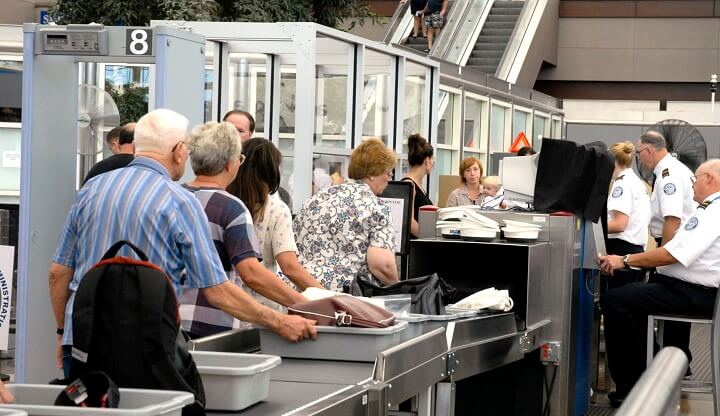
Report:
394,56,406,155
290,24,316,212
266,55,280,144
349,44,364,148
212,41,229,121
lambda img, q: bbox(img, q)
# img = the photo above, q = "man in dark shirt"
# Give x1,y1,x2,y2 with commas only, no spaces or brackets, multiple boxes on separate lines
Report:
83,123,135,184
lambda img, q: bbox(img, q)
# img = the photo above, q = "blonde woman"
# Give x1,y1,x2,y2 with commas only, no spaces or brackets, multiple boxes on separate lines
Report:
605,141,651,288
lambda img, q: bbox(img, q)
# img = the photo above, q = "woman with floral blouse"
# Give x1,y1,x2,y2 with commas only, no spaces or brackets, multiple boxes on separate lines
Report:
293,138,399,292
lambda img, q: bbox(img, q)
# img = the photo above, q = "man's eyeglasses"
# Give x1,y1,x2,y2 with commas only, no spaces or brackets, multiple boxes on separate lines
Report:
636,147,651,156
690,172,710,184
171,140,185,153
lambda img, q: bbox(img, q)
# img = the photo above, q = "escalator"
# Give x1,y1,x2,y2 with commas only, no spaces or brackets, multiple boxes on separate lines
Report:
466,1,524,74
393,0,458,54
383,0,559,89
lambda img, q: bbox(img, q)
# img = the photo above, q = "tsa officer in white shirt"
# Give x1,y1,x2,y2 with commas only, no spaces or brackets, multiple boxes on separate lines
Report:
598,159,720,408
633,130,697,369
635,131,695,247
605,141,651,288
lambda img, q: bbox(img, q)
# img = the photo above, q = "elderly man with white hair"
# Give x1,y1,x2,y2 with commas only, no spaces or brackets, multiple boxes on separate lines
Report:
49,109,316,378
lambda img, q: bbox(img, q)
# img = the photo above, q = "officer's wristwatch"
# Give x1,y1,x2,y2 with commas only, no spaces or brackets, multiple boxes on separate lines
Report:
622,254,631,269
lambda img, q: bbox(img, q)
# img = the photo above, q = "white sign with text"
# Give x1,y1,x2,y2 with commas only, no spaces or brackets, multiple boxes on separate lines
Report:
0,245,14,350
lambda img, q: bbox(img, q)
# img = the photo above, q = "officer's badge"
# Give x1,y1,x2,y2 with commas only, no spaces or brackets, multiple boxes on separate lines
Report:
663,183,676,195
685,217,699,231
612,186,623,198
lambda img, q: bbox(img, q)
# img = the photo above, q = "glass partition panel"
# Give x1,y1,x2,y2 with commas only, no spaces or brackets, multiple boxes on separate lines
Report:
363,50,394,145
437,90,457,146
279,65,297,152
464,94,489,160
203,42,215,122
403,61,427,153
552,117,563,140
512,109,529,143
0,59,22,123
104,64,150,126
312,154,349,195
436,149,456,176
227,53,268,137
316,36,352,148
0,125,21,192
532,113,551,152
490,103,509,154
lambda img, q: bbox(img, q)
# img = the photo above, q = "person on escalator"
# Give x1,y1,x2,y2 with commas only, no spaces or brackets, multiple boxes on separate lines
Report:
401,0,428,39
422,0,449,52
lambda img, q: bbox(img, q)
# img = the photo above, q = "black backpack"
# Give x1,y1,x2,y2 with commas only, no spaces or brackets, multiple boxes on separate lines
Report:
70,241,206,416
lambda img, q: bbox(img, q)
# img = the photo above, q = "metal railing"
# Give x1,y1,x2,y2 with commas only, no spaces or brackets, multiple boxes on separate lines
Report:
615,347,688,416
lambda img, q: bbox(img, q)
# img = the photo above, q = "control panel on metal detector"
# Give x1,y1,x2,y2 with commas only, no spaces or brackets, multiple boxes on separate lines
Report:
40,26,108,55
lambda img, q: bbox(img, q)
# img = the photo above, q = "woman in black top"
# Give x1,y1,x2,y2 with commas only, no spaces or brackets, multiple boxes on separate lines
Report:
403,134,435,238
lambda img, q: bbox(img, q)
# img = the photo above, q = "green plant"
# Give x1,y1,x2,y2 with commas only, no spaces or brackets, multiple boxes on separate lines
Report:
106,83,148,125
51,0,377,31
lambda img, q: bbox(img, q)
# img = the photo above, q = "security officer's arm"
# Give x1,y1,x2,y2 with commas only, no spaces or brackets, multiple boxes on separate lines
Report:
598,248,677,276
607,211,629,234
660,216,681,246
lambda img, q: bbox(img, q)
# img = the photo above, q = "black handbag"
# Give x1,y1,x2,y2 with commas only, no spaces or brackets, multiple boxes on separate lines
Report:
349,273,456,315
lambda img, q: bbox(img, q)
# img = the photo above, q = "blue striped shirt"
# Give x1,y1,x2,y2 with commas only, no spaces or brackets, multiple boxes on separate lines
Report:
53,157,228,345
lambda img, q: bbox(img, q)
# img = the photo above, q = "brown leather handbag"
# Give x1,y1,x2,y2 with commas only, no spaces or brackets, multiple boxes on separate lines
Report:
288,296,396,328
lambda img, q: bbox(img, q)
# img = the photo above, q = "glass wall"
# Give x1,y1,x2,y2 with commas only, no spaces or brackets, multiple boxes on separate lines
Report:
403,61,428,154
490,102,510,154
464,93,489,168
227,53,268,136
315,36,352,148
533,111,550,151
0,58,22,123
363,49,394,145
512,106,532,147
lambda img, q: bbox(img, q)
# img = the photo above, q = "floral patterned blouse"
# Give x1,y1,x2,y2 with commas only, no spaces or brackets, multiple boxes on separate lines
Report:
293,180,395,292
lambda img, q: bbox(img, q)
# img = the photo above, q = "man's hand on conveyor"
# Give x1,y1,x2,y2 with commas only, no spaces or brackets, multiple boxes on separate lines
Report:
278,315,318,342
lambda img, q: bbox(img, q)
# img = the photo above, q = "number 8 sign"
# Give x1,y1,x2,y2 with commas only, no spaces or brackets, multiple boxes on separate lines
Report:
126,29,153,56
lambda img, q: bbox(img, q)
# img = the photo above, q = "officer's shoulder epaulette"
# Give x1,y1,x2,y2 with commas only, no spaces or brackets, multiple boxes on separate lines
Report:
662,168,669,178
699,201,711,210
614,175,625,182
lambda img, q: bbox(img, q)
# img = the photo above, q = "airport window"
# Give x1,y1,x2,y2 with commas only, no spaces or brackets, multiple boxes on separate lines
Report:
363,49,395,146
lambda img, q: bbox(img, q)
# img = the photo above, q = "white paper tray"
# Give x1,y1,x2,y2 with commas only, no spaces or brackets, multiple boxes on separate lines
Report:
258,321,409,362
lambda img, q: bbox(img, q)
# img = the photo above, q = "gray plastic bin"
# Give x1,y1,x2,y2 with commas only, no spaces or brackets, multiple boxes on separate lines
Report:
191,351,281,411
258,321,409,362
0,385,193,416
0,409,27,416
397,309,477,341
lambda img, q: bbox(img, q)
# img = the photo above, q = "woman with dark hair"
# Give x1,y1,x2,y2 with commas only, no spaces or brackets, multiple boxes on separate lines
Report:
227,138,321,306
403,134,434,237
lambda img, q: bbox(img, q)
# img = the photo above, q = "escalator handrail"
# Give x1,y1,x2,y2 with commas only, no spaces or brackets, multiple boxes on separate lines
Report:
383,1,412,44
495,0,542,82
428,0,472,59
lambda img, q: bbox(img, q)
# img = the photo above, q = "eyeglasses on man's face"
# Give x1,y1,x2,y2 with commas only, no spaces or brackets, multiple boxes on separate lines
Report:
171,140,185,153
690,172,710,185
636,146,651,157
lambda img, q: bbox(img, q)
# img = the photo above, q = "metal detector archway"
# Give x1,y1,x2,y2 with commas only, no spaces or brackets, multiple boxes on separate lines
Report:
17,23,206,383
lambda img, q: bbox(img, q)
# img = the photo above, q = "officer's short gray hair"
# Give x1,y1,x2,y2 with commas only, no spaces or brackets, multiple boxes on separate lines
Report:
188,121,242,176
639,130,667,150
